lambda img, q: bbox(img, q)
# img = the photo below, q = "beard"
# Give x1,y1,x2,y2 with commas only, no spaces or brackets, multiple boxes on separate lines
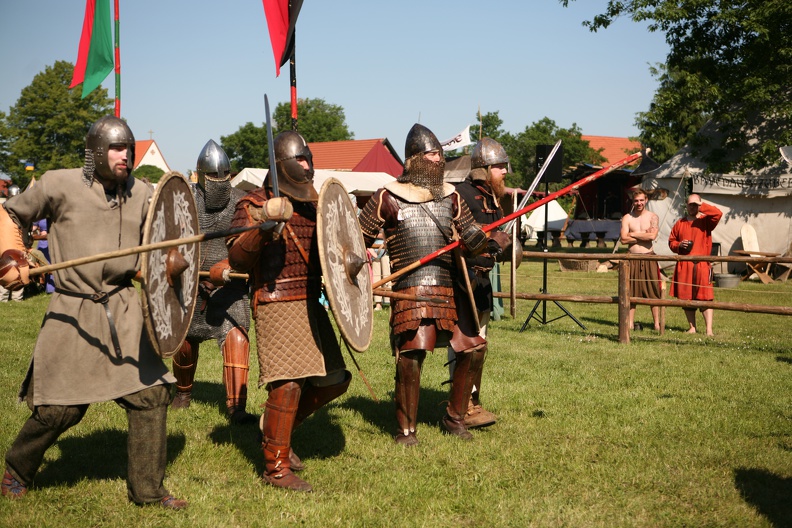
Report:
398,155,446,201
490,177,506,200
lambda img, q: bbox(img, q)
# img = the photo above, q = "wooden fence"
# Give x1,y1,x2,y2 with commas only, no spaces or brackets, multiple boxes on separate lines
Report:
495,251,792,344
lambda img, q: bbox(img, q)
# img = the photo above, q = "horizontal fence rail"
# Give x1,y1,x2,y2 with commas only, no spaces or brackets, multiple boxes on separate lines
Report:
498,251,792,343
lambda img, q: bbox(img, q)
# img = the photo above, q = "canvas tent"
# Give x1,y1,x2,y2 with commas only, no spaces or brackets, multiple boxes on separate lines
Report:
231,168,394,200
522,200,569,241
641,145,792,273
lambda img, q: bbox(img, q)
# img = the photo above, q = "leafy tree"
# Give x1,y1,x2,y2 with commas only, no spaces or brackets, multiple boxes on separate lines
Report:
561,0,792,171
0,60,113,186
133,164,165,184
500,117,606,189
633,64,712,164
221,98,353,170
221,122,268,172
273,98,353,143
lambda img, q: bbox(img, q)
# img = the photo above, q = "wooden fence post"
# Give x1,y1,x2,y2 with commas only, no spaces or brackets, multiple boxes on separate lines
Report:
618,261,630,344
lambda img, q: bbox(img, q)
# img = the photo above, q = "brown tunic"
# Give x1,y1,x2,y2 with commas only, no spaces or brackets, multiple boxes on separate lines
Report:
4,168,174,406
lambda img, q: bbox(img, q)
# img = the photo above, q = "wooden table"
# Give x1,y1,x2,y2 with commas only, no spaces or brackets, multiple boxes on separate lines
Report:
733,250,780,284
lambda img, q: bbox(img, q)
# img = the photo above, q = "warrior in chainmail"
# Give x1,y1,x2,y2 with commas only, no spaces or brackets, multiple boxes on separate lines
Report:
170,140,254,424
447,137,519,430
227,131,350,493
357,123,511,446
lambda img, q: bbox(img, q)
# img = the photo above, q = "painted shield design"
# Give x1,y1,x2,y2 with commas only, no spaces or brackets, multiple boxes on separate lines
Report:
140,171,200,358
316,178,373,352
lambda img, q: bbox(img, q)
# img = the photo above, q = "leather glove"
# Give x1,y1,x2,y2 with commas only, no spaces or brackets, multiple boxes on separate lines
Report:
248,197,293,224
0,249,30,290
487,231,511,259
208,259,232,286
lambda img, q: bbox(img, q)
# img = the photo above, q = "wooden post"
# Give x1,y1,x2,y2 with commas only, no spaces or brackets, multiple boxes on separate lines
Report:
510,190,518,318
618,260,630,343
659,279,666,335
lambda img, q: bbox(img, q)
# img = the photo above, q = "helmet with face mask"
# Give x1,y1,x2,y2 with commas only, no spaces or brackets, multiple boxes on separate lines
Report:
83,116,135,185
398,123,446,200
196,139,232,210
272,130,317,202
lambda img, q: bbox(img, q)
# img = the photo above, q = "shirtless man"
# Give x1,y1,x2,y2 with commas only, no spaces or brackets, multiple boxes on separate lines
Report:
620,189,662,331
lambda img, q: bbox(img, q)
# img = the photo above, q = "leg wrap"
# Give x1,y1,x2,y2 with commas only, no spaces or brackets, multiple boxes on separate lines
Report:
295,370,351,428
123,385,170,504
260,380,312,492
394,350,425,445
222,327,251,418
171,339,198,409
5,404,87,486
442,350,483,440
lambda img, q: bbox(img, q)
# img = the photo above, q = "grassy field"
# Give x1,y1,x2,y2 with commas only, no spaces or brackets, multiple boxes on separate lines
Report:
1,256,791,527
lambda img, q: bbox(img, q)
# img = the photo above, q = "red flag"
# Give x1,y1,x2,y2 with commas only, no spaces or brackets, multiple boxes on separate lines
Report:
70,0,113,98
262,0,303,77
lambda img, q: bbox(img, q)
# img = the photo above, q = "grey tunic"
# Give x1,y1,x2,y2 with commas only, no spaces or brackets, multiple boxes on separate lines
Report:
5,168,175,406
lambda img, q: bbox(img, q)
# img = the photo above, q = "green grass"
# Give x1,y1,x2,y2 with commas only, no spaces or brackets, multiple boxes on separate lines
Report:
1,260,791,527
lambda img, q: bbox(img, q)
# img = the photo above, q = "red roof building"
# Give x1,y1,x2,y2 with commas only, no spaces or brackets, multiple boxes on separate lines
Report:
307,139,403,177
134,139,171,173
581,135,641,166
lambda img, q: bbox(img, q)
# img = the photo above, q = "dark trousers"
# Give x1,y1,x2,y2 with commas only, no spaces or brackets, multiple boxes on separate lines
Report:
4,383,172,504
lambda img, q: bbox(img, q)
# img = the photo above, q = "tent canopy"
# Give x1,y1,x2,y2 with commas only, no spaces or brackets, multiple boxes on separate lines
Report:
641,144,792,268
231,168,395,197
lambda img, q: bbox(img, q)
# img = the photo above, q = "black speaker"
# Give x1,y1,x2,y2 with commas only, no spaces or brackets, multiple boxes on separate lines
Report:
536,144,564,183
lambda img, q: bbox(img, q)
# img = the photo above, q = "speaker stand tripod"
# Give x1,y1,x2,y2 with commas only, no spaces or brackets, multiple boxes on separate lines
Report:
520,182,586,332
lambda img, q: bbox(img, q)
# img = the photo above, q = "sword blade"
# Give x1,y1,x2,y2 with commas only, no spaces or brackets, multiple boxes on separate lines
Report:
264,94,280,197
501,139,562,234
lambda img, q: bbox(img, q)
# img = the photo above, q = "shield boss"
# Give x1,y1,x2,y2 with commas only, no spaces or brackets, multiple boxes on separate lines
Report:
140,172,200,358
317,178,373,352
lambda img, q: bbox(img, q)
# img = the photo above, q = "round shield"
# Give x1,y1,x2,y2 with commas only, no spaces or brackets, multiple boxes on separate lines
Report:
140,172,200,358
317,178,373,352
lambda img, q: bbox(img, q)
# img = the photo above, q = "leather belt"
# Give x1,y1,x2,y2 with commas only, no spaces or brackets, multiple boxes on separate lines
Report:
55,281,131,359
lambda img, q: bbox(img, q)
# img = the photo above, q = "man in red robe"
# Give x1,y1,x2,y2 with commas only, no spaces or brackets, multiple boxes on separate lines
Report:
668,194,723,336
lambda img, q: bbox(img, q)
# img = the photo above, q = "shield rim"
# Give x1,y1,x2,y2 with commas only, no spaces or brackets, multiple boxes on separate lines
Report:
316,177,373,352
140,171,200,358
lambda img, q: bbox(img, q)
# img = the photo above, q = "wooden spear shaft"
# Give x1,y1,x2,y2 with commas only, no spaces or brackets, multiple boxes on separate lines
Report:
195,272,448,304
28,223,270,277
372,150,644,289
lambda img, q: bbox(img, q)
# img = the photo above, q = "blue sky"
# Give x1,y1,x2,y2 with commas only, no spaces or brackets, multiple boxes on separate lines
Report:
0,1,669,174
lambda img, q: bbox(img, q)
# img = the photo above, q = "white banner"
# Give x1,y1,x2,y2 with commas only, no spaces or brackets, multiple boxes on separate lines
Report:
692,173,792,197
440,125,472,152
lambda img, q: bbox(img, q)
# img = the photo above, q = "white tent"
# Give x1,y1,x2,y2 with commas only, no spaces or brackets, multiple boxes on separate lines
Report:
641,144,792,273
521,199,569,240
231,168,394,196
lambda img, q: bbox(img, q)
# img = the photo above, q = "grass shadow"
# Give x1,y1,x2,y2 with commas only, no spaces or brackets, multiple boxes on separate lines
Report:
34,428,186,489
190,379,231,417
734,467,792,527
208,401,348,474
342,385,452,438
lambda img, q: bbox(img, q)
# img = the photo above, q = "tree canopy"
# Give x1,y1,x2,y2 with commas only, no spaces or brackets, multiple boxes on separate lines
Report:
0,60,113,186
221,98,353,171
474,112,606,189
132,164,165,184
562,0,792,171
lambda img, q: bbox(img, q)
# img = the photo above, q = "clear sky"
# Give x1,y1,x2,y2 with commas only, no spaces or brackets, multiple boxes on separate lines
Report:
0,1,669,175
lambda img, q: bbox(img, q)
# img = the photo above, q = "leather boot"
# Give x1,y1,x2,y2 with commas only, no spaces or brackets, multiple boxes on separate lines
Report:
223,327,256,424
442,350,481,440
171,339,198,409
260,380,312,492
394,350,425,446
289,370,352,470
465,347,497,428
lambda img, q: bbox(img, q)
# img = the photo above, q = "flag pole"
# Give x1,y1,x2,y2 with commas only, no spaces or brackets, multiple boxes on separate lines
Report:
289,30,297,130
113,0,120,117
